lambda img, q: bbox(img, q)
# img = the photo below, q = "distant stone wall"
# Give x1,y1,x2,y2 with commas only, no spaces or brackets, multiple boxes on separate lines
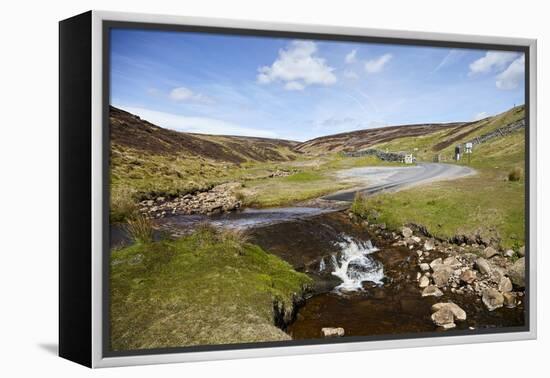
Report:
342,149,405,162
466,118,525,147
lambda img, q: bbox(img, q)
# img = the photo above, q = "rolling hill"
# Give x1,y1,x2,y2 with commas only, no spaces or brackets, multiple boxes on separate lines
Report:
296,105,525,161
110,106,299,163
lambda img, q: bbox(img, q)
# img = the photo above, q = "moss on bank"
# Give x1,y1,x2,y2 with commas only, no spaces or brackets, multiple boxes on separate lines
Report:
110,227,312,351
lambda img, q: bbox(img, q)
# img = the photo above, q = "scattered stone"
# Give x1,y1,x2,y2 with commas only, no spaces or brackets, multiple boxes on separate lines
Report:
321,327,345,337
432,302,467,321
508,257,525,288
503,292,517,308
419,263,430,272
475,257,492,275
402,227,413,238
432,265,453,287
443,256,461,268
424,239,435,251
431,307,456,329
417,251,423,257
460,269,477,284
483,246,499,259
419,275,430,288
504,249,515,258
429,258,443,269
498,277,513,293
412,236,422,243
518,246,525,257
482,288,504,311
422,285,443,297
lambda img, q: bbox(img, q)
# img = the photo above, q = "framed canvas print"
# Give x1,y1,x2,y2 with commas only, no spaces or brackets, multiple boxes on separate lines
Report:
59,10,537,368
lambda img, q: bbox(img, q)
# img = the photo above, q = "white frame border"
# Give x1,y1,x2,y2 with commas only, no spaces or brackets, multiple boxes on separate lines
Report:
90,10,537,368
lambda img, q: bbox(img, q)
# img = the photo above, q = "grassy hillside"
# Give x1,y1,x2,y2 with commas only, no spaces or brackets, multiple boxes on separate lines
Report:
294,121,465,155
110,226,311,350
352,106,526,249
110,107,405,220
372,105,525,162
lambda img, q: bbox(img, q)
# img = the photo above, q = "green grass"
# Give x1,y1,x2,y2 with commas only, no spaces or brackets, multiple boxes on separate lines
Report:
110,227,312,351
374,105,525,162
110,144,398,219
351,128,526,249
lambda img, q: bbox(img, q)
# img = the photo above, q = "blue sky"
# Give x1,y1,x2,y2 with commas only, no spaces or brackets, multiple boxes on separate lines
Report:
110,29,525,142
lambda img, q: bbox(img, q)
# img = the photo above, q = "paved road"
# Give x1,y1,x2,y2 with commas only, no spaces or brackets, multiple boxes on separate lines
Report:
323,163,476,202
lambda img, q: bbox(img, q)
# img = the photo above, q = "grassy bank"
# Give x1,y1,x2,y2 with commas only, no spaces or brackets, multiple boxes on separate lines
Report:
111,146,403,220
352,123,526,250
110,226,312,350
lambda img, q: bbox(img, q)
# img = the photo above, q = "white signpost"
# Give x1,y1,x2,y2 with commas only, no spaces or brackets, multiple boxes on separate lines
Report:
465,142,473,164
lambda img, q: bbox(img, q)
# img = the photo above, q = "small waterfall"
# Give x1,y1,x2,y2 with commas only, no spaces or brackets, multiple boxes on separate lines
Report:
331,235,384,292
319,258,326,272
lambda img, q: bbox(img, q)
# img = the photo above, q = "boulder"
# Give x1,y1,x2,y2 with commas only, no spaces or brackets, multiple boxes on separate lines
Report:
483,246,499,259
401,227,413,238
498,277,513,293
424,239,435,251
503,292,517,308
507,257,525,288
422,285,443,297
432,265,453,287
460,269,477,284
518,246,525,257
432,302,467,321
443,256,461,268
429,258,443,269
419,263,430,272
419,275,430,288
321,327,345,337
482,288,504,311
431,307,456,329
475,257,492,275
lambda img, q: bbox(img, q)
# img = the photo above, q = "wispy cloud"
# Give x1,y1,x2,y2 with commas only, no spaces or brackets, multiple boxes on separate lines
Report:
257,40,337,90
365,54,392,73
168,86,210,103
433,49,465,72
345,49,358,64
469,51,518,75
496,55,525,90
120,106,279,138
343,70,359,80
473,111,488,121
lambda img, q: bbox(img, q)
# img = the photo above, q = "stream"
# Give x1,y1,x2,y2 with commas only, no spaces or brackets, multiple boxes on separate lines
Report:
110,205,525,340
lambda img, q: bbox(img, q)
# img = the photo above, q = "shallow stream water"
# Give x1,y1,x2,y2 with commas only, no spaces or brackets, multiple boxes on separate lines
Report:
111,206,525,339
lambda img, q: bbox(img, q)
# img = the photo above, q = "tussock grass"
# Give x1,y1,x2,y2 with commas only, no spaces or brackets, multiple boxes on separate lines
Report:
110,186,138,223
508,167,523,182
350,192,368,217
125,214,154,244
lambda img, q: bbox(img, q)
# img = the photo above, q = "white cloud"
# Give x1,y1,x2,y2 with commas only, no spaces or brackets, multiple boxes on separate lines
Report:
257,40,337,90
433,49,464,72
496,55,525,90
345,49,358,64
284,81,305,91
168,86,211,103
468,51,518,75
120,106,278,138
343,70,359,80
365,54,392,73
473,111,488,121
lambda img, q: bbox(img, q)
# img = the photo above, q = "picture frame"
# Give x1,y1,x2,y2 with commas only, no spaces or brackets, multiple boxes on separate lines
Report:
59,10,537,368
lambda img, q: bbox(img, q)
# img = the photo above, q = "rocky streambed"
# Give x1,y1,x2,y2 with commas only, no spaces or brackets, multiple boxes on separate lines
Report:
112,204,526,340
248,212,525,338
